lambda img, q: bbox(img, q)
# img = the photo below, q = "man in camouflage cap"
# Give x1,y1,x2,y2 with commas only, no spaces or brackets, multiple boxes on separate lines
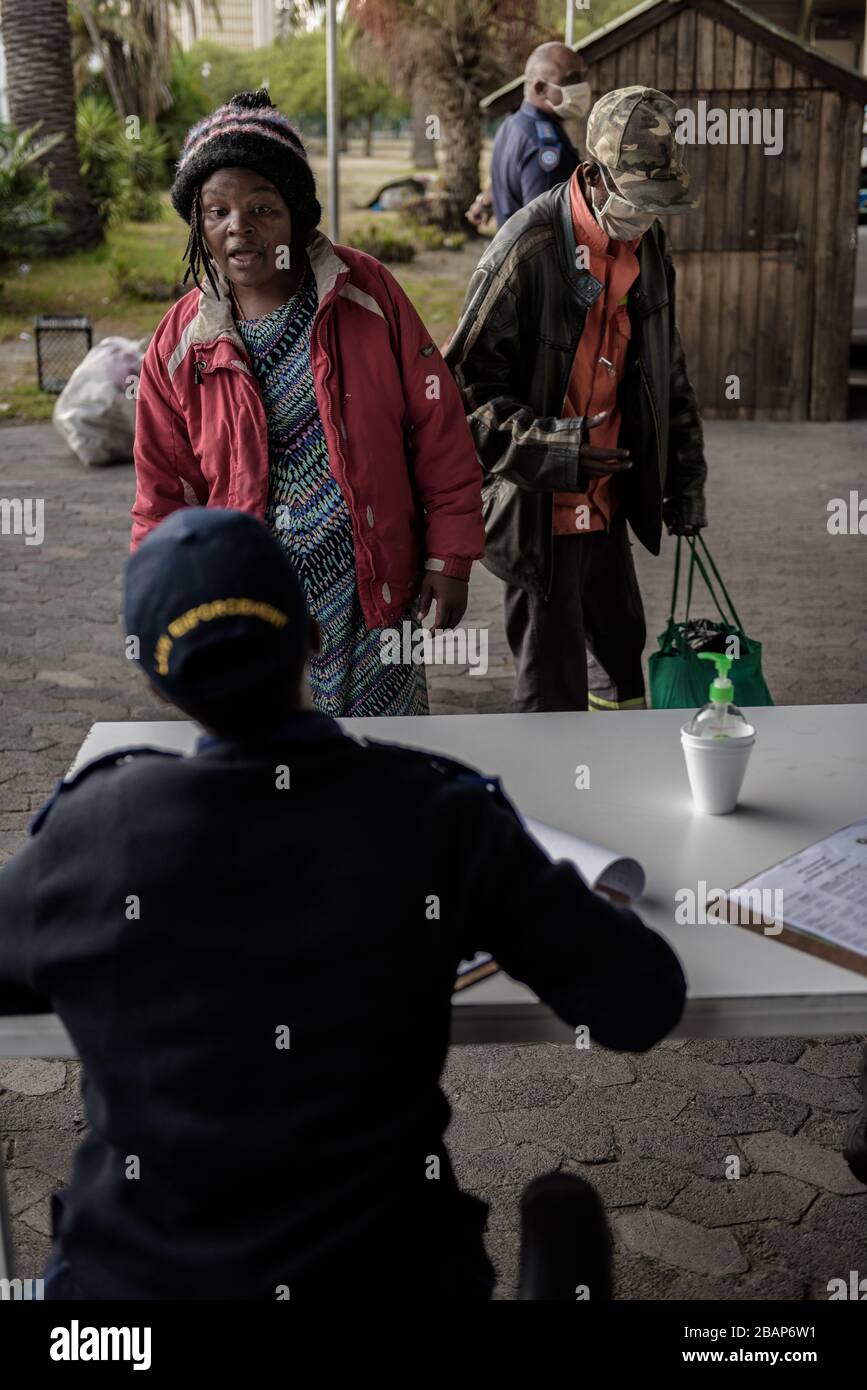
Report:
586,85,699,215
447,87,707,712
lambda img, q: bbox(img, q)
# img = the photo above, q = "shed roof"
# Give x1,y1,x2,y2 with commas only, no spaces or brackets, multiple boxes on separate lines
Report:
480,0,867,115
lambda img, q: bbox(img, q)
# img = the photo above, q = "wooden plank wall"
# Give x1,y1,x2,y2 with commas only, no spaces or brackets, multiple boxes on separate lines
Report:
584,11,859,419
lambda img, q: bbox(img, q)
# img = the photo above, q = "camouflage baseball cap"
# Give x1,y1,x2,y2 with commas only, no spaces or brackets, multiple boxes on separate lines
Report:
585,86,698,214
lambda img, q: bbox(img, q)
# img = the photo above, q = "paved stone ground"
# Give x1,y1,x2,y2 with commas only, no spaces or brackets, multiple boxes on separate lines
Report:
1,418,865,1298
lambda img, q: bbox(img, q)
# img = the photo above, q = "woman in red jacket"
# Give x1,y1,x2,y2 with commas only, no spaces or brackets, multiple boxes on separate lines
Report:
132,89,484,717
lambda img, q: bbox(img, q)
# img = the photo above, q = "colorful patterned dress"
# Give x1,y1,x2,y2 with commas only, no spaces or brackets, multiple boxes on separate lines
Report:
236,265,428,716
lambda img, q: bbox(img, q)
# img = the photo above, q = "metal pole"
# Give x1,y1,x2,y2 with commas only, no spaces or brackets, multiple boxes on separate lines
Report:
565,0,574,48
326,0,340,243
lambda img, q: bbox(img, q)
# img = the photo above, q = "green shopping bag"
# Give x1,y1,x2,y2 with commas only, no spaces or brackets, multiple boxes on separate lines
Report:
649,533,773,710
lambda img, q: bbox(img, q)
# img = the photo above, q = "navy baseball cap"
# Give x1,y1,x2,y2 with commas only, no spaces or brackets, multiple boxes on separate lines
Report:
124,509,309,702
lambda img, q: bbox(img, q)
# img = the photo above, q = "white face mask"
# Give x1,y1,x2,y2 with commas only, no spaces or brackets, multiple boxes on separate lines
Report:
544,80,592,118
591,180,656,241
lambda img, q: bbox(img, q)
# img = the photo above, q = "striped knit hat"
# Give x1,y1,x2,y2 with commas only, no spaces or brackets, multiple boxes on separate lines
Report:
170,89,321,240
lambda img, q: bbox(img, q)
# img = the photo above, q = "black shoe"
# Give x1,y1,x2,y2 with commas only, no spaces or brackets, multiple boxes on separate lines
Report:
843,1043,867,1185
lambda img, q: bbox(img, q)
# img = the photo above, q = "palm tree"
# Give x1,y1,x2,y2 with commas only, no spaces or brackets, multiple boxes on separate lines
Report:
348,0,543,229
0,0,102,251
71,2,218,126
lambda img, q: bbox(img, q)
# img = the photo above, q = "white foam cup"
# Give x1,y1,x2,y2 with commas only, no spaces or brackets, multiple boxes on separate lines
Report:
680,724,755,814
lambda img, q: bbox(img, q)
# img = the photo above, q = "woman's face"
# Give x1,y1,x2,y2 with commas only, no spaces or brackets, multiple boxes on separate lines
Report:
199,167,294,288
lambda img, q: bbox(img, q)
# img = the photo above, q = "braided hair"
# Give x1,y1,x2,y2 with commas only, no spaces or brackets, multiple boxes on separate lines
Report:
181,189,222,299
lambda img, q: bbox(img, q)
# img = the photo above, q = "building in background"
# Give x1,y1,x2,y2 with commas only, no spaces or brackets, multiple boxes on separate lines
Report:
746,0,865,71
0,19,7,121
174,0,277,51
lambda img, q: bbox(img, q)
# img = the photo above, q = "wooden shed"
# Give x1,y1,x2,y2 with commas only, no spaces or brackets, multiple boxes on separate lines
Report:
482,0,867,420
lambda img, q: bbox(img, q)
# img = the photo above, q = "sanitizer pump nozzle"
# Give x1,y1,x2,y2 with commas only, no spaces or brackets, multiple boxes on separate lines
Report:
684,652,753,740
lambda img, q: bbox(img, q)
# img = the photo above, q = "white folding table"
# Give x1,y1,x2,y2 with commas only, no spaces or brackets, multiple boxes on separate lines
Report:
2,704,866,1056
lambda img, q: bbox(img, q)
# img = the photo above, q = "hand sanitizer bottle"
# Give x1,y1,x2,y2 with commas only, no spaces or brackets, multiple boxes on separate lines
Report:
683,653,754,740
680,653,756,813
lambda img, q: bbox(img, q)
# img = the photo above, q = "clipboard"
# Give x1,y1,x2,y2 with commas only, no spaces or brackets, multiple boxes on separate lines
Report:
720,896,867,980
723,818,867,980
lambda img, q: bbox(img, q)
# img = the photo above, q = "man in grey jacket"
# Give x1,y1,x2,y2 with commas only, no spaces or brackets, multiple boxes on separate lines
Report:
447,87,708,713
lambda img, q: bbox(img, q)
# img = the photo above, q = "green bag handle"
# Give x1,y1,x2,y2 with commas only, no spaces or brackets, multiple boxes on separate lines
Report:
668,533,746,633
666,536,702,627
692,532,746,634
667,535,683,624
668,536,710,626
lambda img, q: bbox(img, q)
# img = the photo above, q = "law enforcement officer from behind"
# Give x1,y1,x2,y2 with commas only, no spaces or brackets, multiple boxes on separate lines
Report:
467,41,591,230
0,508,686,1301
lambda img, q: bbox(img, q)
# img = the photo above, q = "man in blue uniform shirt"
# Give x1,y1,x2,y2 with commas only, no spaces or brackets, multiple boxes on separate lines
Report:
0,508,685,1301
468,41,590,230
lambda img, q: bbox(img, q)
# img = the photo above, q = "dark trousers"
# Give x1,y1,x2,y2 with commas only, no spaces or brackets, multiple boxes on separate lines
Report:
504,518,647,713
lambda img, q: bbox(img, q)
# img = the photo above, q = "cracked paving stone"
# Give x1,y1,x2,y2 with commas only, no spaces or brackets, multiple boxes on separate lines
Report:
563,1157,690,1209
613,1251,806,1301
2,1130,79,1182
736,1219,863,1288
684,1038,807,1065
680,1093,809,1136
498,1109,614,1162
802,1190,867,1247
558,1080,692,1126
0,1086,84,1134
568,1049,636,1086
445,1110,504,1154
667,1172,816,1226
798,1041,865,1079
797,1111,856,1149
18,1198,54,1238
743,1061,862,1113
0,1060,66,1096
742,1130,866,1195
6,1166,57,1217
617,1119,752,1181
35,670,97,689
635,1050,753,1097
453,1142,562,1189
8,1220,51,1281
456,1068,577,1113
614,1208,748,1276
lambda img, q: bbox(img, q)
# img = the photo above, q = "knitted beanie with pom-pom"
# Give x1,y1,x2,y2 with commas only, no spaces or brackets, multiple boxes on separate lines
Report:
170,89,321,245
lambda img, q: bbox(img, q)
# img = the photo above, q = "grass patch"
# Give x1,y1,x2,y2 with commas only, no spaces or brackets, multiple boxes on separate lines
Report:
0,198,183,343
390,271,468,339
0,380,56,420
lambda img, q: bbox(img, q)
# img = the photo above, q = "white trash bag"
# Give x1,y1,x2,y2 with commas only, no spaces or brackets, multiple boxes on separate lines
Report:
52,335,150,467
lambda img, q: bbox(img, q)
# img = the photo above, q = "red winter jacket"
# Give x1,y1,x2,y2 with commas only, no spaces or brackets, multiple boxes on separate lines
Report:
131,230,485,629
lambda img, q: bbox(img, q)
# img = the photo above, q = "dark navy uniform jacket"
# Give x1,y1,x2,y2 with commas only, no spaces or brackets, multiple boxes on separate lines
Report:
490,99,581,228
0,713,685,1300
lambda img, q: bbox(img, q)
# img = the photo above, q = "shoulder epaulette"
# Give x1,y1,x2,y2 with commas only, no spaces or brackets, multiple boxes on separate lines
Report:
29,746,182,836
360,738,519,817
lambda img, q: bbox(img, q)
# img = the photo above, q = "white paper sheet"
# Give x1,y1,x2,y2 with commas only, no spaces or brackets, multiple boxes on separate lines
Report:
729,817,867,959
522,815,646,901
